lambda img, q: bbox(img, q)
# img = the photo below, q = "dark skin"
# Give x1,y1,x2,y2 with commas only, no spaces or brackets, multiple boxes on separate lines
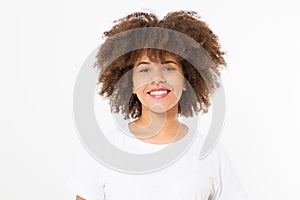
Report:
128,50,188,144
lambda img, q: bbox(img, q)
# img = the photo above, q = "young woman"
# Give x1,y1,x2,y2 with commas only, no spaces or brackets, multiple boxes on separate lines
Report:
67,10,246,200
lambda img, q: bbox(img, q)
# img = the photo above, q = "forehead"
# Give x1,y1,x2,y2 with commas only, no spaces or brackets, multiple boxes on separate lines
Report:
135,49,180,64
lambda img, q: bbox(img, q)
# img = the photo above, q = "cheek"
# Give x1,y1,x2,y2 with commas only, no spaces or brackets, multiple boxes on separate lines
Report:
132,75,149,92
167,74,185,88
133,81,146,95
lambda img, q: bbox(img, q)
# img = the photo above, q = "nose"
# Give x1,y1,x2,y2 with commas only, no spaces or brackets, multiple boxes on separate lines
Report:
149,69,166,84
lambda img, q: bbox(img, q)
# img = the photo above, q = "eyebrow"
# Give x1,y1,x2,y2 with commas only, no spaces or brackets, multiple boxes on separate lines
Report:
161,60,177,65
136,61,151,67
135,60,177,67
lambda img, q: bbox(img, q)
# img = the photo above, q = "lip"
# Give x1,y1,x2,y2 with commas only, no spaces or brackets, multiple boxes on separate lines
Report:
147,88,171,99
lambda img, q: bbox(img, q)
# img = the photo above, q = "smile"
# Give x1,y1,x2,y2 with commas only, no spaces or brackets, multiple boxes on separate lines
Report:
147,89,171,99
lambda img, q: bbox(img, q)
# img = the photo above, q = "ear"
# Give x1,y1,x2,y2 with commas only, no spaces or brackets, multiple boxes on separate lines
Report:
182,79,187,91
182,84,187,91
132,86,136,94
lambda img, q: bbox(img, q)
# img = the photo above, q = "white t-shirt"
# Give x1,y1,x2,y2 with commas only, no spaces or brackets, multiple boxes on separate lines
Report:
66,127,246,200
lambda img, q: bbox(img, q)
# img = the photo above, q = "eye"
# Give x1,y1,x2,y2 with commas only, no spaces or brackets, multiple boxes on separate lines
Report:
163,66,175,72
139,68,150,73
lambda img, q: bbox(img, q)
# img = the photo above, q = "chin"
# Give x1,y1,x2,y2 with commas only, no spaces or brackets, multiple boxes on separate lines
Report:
148,104,177,114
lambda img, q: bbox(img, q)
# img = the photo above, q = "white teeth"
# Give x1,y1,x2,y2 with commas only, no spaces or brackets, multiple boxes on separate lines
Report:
150,90,168,95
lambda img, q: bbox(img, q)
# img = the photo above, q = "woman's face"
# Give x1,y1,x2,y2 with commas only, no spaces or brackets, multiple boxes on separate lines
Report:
132,51,186,114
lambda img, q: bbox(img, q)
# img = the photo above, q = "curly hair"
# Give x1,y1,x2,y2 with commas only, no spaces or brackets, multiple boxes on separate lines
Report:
94,10,226,119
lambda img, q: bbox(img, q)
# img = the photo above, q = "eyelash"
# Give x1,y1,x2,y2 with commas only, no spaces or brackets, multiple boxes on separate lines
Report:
139,68,150,73
164,67,175,72
139,67,175,73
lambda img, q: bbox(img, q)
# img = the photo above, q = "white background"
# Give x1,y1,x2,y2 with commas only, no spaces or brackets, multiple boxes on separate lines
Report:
1,0,300,199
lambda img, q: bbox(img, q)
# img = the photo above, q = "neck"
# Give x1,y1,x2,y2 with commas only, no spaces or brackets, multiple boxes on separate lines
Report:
130,104,182,140
139,104,179,126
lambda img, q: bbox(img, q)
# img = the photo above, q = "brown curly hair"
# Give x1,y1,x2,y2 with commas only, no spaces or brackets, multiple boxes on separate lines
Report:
95,10,226,119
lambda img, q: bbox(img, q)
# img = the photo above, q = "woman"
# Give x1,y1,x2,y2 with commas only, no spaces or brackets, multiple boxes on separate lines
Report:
67,10,246,200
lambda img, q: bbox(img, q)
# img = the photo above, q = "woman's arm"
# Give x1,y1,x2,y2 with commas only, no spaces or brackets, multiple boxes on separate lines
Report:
75,195,85,200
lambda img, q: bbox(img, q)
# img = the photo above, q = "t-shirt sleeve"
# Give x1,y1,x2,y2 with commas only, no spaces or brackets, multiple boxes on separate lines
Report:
212,144,247,200
65,152,105,200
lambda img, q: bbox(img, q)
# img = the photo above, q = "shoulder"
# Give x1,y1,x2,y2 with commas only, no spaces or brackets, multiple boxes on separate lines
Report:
65,151,108,200
203,143,247,199
200,141,234,171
